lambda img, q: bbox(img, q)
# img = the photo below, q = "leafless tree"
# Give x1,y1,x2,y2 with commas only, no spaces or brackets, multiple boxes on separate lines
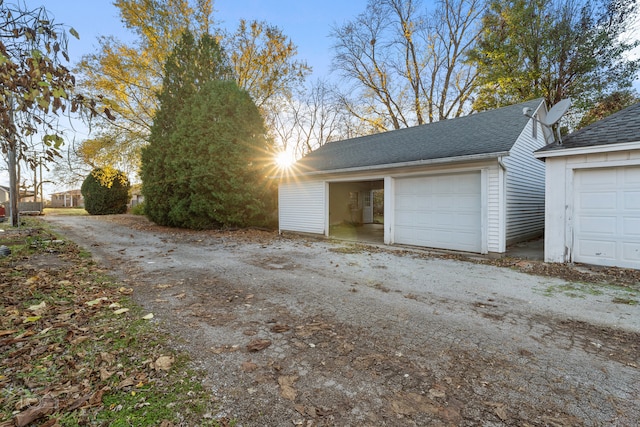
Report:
331,0,485,131
270,79,360,158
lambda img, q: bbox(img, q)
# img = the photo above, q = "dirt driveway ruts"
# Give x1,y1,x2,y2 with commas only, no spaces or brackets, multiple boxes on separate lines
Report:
45,214,640,426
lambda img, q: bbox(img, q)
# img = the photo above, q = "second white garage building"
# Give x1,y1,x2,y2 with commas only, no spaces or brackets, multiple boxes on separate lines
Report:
279,99,553,255
535,102,640,269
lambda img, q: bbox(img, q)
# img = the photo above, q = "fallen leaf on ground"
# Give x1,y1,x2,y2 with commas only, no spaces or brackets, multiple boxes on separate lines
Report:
247,339,272,352
66,394,91,411
15,397,39,410
270,324,291,333
154,355,174,371
86,297,108,306
14,397,56,427
278,375,298,401
113,308,129,315
100,367,114,381
118,378,135,389
27,301,47,315
99,351,116,365
22,316,41,323
241,361,258,372
142,313,154,320
89,386,110,406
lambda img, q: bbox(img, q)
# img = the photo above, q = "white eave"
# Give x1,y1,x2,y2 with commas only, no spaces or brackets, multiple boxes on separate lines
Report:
288,151,511,178
534,140,640,159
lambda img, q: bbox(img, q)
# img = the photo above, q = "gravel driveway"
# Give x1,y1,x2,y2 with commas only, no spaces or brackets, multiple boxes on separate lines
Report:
44,214,640,426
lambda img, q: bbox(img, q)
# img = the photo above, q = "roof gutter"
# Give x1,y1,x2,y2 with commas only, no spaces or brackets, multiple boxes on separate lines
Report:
534,140,640,159
289,151,511,178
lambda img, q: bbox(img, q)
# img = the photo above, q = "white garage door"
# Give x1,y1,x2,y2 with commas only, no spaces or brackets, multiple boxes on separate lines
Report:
574,166,640,269
394,172,482,252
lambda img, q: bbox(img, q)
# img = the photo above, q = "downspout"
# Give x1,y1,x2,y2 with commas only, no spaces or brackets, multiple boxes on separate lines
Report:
498,156,507,172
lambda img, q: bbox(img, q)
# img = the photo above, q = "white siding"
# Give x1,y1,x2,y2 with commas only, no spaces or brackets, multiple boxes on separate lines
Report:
543,157,569,263
486,165,504,253
503,119,546,244
279,180,326,234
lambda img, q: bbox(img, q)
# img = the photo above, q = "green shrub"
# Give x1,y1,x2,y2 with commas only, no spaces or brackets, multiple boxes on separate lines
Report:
81,168,130,215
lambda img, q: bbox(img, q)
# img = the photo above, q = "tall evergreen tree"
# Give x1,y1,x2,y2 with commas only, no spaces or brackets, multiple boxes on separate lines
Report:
468,0,639,114
141,30,229,226
164,79,273,229
141,31,273,229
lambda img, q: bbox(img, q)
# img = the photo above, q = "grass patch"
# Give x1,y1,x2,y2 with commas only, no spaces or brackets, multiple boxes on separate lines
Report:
0,218,229,426
538,281,640,300
539,282,605,298
43,207,88,216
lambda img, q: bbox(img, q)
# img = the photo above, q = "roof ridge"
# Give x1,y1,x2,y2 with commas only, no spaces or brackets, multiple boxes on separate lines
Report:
314,98,544,151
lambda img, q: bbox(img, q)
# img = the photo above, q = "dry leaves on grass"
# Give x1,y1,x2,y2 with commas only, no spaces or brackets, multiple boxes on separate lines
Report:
0,225,216,426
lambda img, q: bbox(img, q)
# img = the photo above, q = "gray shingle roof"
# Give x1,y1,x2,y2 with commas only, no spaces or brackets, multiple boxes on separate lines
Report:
537,101,640,153
295,98,544,173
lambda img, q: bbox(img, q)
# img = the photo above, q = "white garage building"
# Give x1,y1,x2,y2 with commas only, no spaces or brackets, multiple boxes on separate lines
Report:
279,99,554,255
535,102,640,269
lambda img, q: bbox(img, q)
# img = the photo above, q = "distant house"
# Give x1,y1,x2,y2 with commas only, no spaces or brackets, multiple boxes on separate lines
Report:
50,189,84,208
535,102,640,269
130,184,144,208
0,185,35,202
1,185,42,216
279,99,554,255
0,185,8,219
0,185,8,204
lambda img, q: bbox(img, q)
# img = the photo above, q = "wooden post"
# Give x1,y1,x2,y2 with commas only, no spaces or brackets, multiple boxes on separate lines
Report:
7,99,19,226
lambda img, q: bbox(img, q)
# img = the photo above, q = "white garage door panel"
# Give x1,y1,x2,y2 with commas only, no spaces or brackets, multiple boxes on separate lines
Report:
574,166,640,269
624,242,640,260
580,216,616,234
394,172,481,252
626,192,640,209
577,239,617,260
579,191,616,209
624,217,640,235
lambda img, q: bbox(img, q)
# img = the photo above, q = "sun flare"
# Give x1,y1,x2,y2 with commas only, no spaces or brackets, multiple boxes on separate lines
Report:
274,150,295,169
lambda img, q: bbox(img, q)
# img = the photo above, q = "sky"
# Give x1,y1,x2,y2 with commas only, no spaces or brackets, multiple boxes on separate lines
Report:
2,0,640,192
39,0,368,78
1,0,370,192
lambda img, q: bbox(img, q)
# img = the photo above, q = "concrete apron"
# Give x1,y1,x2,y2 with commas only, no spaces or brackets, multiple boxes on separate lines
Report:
329,223,544,261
